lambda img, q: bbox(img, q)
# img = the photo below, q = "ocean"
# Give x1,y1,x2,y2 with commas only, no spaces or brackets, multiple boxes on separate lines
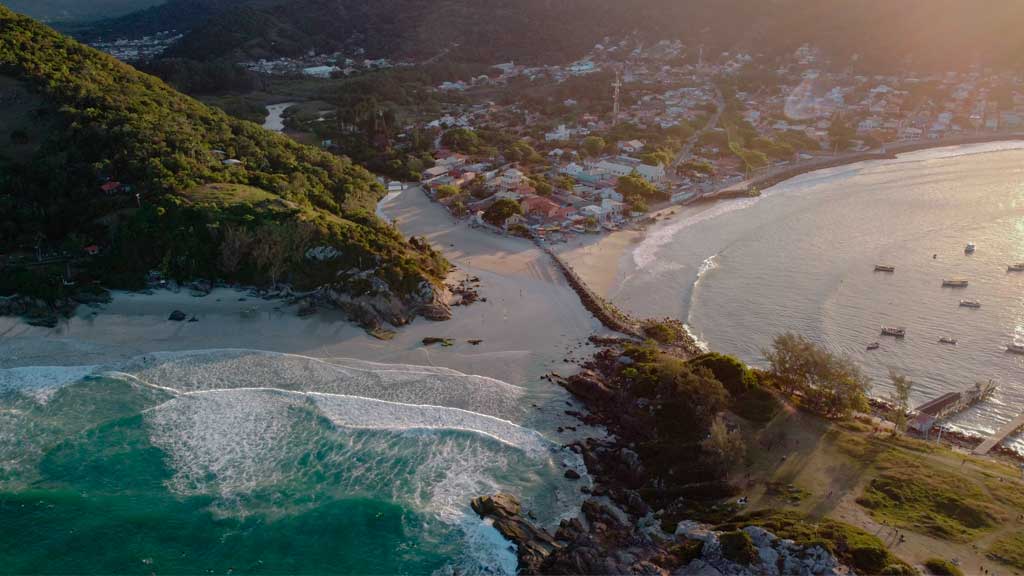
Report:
615,142,1024,449
0,350,587,574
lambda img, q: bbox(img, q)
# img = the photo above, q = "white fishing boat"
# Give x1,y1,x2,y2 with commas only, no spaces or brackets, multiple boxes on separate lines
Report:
965,242,976,254
939,337,958,345
874,264,895,272
959,299,981,308
1008,263,1024,272
1008,343,1024,355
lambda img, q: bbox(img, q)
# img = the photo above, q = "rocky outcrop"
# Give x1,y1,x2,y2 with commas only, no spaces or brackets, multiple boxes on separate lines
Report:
313,273,451,329
471,494,562,574
560,370,616,409
674,522,850,576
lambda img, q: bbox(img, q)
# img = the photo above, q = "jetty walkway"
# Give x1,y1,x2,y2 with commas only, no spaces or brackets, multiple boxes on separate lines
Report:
535,240,642,338
973,412,1024,455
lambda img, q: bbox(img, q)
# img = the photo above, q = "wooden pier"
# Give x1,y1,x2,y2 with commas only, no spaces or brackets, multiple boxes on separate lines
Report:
973,412,1024,455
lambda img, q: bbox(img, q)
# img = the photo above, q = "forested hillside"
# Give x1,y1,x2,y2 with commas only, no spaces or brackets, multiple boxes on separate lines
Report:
0,6,446,312
2,0,164,22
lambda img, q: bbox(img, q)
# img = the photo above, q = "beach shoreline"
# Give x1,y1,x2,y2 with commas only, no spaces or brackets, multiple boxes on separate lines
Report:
560,135,1024,300
0,185,603,389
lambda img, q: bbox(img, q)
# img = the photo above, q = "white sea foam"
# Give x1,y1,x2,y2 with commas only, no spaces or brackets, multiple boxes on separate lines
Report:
0,365,99,403
633,197,763,270
118,349,525,420
9,349,576,576
310,392,551,457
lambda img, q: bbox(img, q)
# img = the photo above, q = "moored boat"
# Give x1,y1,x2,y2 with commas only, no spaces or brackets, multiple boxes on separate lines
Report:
881,326,906,338
959,299,981,308
874,265,895,272
1008,263,1024,272
1008,343,1024,354
942,279,969,287
939,337,958,345
965,242,976,254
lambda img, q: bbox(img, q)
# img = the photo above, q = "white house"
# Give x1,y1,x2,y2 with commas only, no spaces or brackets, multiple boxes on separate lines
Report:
302,65,340,78
545,125,572,142
618,139,645,153
591,158,666,185
500,168,524,190
600,199,628,220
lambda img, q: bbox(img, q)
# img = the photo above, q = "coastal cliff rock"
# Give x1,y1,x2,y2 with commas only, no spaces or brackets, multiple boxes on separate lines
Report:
314,275,451,329
470,494,562,574
674,522,850,576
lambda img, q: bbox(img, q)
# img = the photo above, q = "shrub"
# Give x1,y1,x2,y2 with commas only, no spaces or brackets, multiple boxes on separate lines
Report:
719,530,757,565
643,320,684,344
924,558,964,576
688,353,755,397
670,539,705,565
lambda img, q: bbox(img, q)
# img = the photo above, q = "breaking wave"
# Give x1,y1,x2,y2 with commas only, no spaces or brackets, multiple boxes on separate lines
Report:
0,349,584,575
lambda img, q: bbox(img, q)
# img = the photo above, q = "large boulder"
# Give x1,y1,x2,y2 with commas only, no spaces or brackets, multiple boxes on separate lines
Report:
471,494,562,575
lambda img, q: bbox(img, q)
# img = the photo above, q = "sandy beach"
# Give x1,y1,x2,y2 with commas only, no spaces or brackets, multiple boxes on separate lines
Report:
0,186,602,388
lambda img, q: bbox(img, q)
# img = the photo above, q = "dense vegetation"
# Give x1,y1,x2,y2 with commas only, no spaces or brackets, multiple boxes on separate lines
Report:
0,7,446,301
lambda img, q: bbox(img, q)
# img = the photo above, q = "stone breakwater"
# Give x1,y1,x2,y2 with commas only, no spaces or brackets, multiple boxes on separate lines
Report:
537,240,703,356
537,241,641,337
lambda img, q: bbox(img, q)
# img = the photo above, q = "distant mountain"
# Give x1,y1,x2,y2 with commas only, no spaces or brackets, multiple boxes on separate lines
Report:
84,0,1024,73
1,0,165,22
0,6,448,321
80,0,284,39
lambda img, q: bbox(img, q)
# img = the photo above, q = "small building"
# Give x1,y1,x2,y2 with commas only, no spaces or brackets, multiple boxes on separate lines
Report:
100,181,122,194
619,139,645,153
302,65,341,78
387,181,404,193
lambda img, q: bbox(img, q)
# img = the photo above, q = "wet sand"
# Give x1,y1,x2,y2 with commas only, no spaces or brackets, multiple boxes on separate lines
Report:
0,186,602,388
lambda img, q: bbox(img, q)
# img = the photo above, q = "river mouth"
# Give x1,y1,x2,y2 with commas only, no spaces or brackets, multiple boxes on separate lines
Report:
614,141,1024,449
262,102,296,132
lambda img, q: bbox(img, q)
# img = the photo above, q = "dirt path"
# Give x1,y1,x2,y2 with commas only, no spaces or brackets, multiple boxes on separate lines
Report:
736,407,1024,575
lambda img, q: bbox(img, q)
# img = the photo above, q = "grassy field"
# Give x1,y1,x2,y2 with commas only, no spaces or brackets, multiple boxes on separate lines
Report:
730,404,1024,575
181,183,281,207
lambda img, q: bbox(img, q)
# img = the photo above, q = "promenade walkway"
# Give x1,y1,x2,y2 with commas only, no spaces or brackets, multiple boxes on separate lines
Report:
973,412,1024,455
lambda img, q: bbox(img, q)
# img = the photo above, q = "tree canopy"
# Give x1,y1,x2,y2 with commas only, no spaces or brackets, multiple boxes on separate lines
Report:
764,332,871,418
0,7,446,297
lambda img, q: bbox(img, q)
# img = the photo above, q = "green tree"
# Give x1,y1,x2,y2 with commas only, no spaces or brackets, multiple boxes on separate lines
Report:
434,185,459,200
531,178,553,196
764,332,871,418
580,135,606,157
701,415,746,474
888,369,914,434
441,128,480,153
482,198,521,226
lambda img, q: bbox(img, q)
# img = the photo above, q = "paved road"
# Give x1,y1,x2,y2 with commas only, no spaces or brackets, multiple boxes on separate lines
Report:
671,86,724,178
